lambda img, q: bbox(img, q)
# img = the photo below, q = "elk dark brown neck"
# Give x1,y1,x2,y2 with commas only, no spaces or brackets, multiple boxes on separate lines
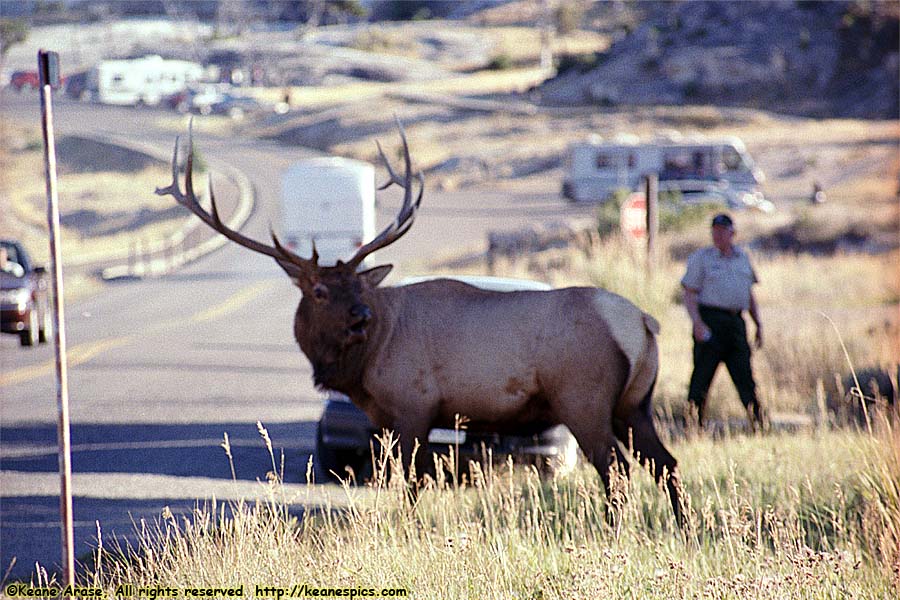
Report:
297,287,392,400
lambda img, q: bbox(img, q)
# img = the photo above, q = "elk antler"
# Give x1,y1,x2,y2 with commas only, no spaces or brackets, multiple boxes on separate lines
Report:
154,124,315,270
345,119,424,270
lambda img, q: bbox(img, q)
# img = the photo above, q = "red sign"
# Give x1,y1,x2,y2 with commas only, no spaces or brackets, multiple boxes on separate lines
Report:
620,192,647,240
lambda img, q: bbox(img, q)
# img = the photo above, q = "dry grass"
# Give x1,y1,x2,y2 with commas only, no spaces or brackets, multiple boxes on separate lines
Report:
152,113,245,138
477,25,609,65
26,423,898,599
346,28,421,57
337,23,608,67
1,124,190,246
0,120,199,299
251,66,551,111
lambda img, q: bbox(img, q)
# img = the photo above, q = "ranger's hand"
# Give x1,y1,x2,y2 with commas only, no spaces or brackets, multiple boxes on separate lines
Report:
693,321,712,343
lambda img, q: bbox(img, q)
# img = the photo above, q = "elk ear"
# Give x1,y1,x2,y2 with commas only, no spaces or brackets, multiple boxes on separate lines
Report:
274,258,308,287
358,264,393,288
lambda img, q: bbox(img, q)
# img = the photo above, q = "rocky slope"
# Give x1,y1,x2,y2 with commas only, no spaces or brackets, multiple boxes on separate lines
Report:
539,1,898,119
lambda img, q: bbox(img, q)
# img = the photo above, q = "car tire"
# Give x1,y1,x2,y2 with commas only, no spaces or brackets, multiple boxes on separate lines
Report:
20,309,39,347
314,426,371,484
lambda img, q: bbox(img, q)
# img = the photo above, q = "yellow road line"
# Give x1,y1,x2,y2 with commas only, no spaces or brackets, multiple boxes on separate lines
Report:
1,281,277,387
0,335,132,387
190,280,275,323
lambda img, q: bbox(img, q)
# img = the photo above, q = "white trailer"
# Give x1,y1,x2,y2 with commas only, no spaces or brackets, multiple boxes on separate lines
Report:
562,135,768,209
280,157,376,267
91,55,203,106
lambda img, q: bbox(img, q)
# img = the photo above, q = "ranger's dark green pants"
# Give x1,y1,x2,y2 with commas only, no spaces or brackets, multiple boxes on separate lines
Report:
688,305,760,421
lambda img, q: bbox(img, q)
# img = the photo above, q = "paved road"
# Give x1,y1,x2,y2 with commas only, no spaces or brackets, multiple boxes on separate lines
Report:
0,94,595,577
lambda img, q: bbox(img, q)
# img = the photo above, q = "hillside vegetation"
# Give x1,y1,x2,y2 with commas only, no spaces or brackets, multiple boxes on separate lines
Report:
540,0,899,119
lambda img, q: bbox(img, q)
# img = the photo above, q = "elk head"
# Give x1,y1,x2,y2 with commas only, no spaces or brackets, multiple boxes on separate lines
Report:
155,122,424,377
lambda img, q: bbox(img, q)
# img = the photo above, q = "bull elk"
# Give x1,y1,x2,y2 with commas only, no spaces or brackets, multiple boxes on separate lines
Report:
156,125,685,525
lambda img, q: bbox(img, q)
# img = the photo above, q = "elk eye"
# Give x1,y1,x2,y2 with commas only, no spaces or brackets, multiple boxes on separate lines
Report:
312,283,329,301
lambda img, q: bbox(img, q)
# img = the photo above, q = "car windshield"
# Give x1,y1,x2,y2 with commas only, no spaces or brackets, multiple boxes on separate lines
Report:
1,242,32,272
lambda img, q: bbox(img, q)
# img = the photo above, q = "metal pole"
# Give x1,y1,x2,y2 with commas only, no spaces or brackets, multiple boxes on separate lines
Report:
38,49,75,589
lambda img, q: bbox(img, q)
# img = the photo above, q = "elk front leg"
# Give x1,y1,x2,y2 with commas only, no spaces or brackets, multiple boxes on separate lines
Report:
394,416,432,485
554,386,628,525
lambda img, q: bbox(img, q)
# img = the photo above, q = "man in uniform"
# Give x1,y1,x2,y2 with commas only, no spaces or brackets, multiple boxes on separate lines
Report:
681,213,767,431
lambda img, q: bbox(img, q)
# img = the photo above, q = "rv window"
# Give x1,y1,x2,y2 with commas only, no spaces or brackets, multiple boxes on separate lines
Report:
722,146,745,171
596,154,613,169
662,150,693,179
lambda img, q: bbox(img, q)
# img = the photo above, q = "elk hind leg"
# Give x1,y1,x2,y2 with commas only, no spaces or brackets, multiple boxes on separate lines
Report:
617,407,686,527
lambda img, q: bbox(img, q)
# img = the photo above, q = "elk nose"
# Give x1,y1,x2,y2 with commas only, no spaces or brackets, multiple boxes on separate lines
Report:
350,303,371,323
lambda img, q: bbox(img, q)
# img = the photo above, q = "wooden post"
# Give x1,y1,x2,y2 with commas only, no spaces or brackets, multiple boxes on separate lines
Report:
38,48,75,591
645,173,659,274
539,0,554,72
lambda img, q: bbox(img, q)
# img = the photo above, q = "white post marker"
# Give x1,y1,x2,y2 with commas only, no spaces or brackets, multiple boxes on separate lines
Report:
38,48,75,589
620,191,647,241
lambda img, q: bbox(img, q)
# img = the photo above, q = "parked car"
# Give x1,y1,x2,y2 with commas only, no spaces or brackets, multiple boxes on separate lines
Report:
315,275,580,482
181,83,232,115
657,179,775,213
206,94,265,119
0,240,51,347
9,70,40,91
64,71,90,100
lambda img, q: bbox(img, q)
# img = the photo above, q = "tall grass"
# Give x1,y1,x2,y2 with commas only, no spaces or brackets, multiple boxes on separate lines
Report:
26,422,897,599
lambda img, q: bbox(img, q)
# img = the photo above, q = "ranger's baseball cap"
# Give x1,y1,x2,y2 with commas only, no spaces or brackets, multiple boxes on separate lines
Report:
711,213,734,228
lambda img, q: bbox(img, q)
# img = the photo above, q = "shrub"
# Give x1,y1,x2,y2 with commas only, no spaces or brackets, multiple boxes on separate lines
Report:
596,190,719,238
595,189,629,237
487,53,514,71
555,52,601,75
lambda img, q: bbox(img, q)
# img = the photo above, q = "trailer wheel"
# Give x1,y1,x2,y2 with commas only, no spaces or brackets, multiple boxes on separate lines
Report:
20,309,38,347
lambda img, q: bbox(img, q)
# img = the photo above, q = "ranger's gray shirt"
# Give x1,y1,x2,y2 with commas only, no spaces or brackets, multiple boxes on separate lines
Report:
681,246,758,311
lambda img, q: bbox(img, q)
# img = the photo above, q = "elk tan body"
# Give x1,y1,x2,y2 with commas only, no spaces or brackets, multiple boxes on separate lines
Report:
157,124,685,525
345,282,655,436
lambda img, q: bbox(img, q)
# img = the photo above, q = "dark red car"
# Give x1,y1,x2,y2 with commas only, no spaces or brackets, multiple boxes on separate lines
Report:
9,70,40,91
1,240,51,347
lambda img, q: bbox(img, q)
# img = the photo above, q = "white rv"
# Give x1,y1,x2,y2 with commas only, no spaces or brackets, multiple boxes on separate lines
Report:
562,135,768,209
280,157,376,267
91,55,203,106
